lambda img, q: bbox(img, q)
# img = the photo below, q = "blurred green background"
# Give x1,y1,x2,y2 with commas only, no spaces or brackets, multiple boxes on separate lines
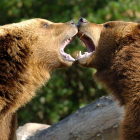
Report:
1,0,140,126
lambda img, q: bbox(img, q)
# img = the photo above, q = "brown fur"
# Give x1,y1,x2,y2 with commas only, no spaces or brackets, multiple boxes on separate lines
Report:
0,18,77,140
77,20,140,140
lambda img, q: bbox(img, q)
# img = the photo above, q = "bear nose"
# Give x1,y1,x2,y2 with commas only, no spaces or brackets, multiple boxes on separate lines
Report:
77,17,88,26
68,20,76,26
79,17,88,23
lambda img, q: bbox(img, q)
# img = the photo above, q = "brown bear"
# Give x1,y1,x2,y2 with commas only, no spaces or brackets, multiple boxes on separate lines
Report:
77,17,140,140
0,18,78,140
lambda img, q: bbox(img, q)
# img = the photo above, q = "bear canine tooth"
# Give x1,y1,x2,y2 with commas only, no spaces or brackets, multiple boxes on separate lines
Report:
77,53,79,57
79,51,82,56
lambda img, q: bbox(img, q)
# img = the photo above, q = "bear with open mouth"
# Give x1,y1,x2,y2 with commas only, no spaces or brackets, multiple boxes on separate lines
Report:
0,18,77,140
77,17,140,140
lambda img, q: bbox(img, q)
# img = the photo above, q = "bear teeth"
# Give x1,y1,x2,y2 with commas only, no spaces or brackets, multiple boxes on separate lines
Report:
77,51,82,57
76,51,94,59
68,37,72,41
60,36,75,62
79,51,82,56
60,50,75,62
80,33,84,39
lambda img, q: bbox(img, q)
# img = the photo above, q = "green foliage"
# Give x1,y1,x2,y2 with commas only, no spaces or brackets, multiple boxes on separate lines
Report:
18,65,106,125
0,0,140,125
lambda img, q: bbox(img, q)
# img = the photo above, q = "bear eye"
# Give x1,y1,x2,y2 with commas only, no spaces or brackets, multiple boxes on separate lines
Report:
104,23,110,29
43,22,50,28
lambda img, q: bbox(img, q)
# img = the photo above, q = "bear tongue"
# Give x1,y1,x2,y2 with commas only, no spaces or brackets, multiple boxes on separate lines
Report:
82,37,95,53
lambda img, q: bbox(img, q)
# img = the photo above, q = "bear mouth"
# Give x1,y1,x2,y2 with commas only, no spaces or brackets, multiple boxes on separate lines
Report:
60,35,76,62
77,31,95,59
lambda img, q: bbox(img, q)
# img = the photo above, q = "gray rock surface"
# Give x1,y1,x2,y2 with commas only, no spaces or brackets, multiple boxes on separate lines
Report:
16,96,124,140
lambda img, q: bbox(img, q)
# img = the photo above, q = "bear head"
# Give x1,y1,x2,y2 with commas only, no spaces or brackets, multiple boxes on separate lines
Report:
0,18,78,74
77,18,140,70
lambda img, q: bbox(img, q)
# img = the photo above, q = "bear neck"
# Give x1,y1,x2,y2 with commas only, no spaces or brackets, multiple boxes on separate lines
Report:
95,43,140,106
0,60,51,119
0,29,51,118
